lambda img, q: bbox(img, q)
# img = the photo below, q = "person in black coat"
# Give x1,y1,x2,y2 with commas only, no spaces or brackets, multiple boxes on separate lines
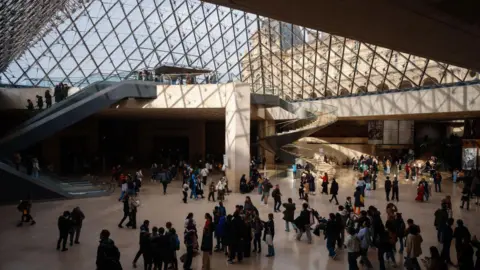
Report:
69,206,85,245
151,227,171,270
441,218,454,265
118,195,130,228
329,178,339,205
57,211,72,251
384,176,392,201
453,219,471,264
392,176,399,202
324,213,337,258
45,89,52,108
96,229,122,270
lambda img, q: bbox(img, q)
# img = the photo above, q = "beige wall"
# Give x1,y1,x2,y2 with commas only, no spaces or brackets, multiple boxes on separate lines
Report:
299,83,480,119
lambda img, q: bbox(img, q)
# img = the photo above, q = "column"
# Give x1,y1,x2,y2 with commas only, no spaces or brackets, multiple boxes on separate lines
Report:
225,83,251,192
257,120,275,169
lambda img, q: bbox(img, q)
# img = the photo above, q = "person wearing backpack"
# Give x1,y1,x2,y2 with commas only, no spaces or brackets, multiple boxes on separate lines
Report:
294,203,314,244
357,219,373,269
96,229,122,270
16,198,36,227
282,198,296,232
261,179,273,205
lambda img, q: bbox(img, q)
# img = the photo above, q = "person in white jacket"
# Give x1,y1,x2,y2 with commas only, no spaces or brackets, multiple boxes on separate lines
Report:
216,178,226,201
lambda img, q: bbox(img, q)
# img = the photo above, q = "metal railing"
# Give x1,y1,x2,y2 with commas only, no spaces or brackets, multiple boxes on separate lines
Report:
258,98,337,138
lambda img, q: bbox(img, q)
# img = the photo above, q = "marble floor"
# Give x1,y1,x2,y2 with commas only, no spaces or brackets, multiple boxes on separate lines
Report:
0,168,478,270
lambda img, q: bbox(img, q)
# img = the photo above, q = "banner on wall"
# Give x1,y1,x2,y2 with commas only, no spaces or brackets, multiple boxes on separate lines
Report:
368,120,383,144
462,148,477,170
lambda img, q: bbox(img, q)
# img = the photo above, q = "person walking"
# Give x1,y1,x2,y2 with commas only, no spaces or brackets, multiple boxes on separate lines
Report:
294,203,314,244
329,178,339,205
96,230,122,270
357,219,373,269
321,172,329,195
384,176,392,201
405,225,423,270
57,211,72,251
69,206,85,245
434,204,449,242
434,172,442,192
325,213,338,259
282,198,296,232
453,219,471,264
207,181,215,202
345,227,361,270
394,213,406,253
392,175,399,202
132,220,150,268
271,185,282,212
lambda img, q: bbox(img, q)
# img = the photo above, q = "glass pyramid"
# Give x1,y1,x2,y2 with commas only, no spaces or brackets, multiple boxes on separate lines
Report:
1,0,477,100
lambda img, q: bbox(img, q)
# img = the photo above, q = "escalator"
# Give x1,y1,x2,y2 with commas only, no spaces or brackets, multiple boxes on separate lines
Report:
0,80,159,201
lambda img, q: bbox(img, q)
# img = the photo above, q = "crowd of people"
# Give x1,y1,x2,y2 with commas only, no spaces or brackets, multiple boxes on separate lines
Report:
12,152,480,270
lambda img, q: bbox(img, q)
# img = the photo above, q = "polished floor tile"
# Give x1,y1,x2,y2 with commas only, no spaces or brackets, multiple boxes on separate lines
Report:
0,169,477,270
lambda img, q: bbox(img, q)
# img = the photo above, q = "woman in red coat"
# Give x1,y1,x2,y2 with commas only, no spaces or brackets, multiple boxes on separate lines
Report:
321,173,329,195
415,184,425,202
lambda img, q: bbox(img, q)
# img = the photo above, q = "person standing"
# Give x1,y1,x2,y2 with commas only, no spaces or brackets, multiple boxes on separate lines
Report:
57,211,72,251
151,227,171,270
32,157,40,178
201,213,214,270
329,178,339,205
392,175,399,202
45,89,52,108
441,218,454,265
200,166,209,185
345,227,360,270
264,213,275,257
394,213,406,253
282,198,296,232
384,176,392,201
70,206,85,245
119,195,130,228
252,216,263,253
182,182,189,203
434,204,449,242
321,172,329,195
434,172,442,192
271,185,282,212
96,230,122,270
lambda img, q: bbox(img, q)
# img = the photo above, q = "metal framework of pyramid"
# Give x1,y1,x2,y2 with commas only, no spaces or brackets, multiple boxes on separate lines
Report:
1,0,477,100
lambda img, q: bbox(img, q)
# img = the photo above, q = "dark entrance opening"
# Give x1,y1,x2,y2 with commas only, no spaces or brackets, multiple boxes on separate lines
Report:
152,136,189,165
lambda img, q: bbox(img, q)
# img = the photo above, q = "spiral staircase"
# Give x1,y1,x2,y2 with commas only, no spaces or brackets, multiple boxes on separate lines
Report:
256,95,338,176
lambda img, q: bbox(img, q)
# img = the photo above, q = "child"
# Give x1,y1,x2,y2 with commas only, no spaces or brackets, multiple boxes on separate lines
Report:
264,213,275,257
